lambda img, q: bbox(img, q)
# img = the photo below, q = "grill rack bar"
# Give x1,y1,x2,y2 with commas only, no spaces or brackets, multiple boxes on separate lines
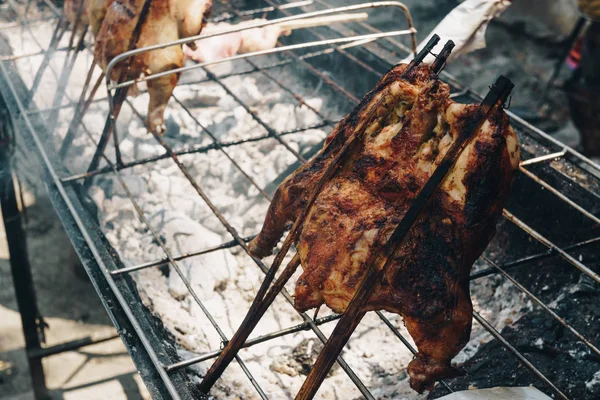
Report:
3,0,599,398
480,255,600,357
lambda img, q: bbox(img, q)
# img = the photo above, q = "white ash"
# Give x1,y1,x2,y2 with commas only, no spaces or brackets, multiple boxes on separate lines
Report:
4,18,534,399
586,370,600,391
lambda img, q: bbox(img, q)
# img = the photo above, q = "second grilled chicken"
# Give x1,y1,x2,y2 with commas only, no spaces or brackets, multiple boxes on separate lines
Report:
95,0,213,133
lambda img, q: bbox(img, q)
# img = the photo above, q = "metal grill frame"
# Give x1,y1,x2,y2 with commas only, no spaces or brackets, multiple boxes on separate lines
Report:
1,0,599,399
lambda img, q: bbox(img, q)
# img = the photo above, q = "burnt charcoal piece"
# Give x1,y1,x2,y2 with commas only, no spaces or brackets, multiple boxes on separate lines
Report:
430,282,600,399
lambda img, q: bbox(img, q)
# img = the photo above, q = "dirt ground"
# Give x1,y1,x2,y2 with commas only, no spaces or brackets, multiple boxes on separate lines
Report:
0,179,151,399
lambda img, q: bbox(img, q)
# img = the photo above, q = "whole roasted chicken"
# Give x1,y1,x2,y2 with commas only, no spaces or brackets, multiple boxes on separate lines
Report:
94,0,213,133
248,63,520,392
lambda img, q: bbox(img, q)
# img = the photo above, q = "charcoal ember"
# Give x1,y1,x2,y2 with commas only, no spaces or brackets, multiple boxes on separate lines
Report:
430,287,600,399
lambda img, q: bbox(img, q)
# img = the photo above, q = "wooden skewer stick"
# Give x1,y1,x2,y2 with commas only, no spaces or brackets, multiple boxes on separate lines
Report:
296,74,514,400
198,34,443,395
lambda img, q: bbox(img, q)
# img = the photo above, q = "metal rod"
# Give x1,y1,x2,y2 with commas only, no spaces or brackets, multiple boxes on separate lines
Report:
0,46,74,61
503,209,600,284
28,332,121,359
520,148,568,166
0,96,49,400
0,16,59,32
472,311,569,400
46,15,89,134
110,29,415,91
18,7,67,108
481,255,600,357
111,236,254,276
62,122,332,183
60,68,105,159
519,166,600,225
470,235,600,280
104,1,417,88
166,313,342,372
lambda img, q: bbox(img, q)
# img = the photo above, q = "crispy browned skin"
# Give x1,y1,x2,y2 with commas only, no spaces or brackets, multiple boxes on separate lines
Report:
248,63,520,393
95,0,213,133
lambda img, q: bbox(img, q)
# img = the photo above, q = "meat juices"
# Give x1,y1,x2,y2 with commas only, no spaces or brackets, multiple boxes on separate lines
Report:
249,63,520,392
94,0,213,134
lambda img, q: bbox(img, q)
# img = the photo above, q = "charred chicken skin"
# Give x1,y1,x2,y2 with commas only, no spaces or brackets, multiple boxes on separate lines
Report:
95,0,213,133
248,63,520,392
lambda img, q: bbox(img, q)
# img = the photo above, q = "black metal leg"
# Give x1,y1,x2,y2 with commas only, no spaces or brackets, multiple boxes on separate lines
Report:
0,109,50,400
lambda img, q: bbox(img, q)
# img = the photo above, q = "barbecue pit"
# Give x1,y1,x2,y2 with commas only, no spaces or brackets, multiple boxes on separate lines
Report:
0,0,599,399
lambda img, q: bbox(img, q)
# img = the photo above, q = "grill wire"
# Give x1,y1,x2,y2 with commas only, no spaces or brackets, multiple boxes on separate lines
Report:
1,0,600,399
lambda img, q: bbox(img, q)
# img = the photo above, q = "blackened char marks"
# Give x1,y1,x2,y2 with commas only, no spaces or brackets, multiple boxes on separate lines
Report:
353,154,380,179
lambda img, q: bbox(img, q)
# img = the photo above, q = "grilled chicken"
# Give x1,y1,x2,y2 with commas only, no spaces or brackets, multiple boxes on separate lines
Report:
95,0,213,133
63,0,112,36
248,63,520,392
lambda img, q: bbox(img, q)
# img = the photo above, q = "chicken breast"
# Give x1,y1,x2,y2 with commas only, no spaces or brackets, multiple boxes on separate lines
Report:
248,63,520,392
94,0,213,133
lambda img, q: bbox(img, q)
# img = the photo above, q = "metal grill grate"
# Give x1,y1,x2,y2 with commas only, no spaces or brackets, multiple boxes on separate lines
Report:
1,0,599,399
